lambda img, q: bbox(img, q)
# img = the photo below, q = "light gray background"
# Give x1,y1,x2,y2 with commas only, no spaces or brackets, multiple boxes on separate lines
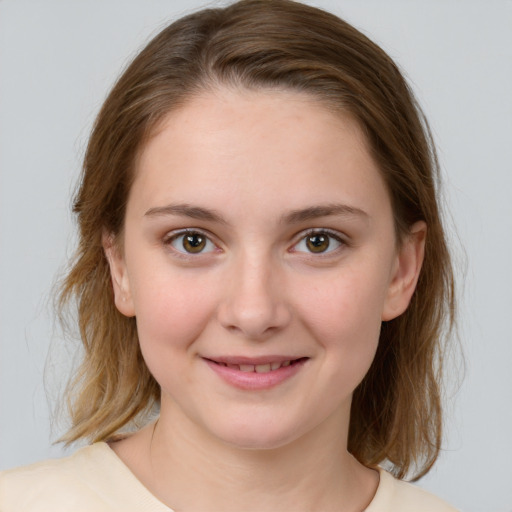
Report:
1,1,511,511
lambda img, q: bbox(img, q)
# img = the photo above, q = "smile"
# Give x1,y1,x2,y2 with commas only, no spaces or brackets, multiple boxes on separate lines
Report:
217,360,292,373
204,357,308,390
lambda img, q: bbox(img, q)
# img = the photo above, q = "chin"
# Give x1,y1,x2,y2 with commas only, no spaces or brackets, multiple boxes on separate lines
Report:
208,416,307,452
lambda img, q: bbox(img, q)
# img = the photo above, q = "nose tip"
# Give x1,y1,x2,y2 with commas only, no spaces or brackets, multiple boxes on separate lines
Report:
217,263,291,340
220,301,291,340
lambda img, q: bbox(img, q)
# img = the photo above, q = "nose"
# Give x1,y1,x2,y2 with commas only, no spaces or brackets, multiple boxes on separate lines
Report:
217,254,292,340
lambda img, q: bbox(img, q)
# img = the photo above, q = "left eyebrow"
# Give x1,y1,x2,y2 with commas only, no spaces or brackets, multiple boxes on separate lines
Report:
282,204,369,224
144,203,229,224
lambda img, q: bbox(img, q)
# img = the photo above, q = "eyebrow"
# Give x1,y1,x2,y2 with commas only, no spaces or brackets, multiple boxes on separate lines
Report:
144,203,228,224
282,204,369,224
144,202,368,224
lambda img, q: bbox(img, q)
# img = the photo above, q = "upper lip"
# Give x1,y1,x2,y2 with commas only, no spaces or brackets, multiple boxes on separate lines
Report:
203,355,306,365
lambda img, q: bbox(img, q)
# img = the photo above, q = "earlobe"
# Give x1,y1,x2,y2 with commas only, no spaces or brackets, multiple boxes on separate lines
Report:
102,231,136,317
381,221,426,321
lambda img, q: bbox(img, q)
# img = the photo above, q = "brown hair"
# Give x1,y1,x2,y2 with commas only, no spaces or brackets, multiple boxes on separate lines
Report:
59,0,455,480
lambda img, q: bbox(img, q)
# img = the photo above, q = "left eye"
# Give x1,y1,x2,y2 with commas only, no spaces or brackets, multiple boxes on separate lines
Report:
292,231,343,254
168,231,217,254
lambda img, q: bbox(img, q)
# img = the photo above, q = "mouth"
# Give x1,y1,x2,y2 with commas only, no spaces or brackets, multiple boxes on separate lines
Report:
206,358,307,373
203,357,309,390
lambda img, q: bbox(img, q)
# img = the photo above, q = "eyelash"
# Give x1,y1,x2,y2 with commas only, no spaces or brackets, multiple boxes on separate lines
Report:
162,228,347,258
290,229,346,256
163,229,219,257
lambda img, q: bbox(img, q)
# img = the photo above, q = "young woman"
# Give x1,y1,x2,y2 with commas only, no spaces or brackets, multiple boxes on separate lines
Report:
0,1,457,510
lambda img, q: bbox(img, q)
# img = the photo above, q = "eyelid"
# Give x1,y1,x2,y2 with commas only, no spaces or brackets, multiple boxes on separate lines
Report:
290,228,348,255
161,227,348,258
163,228,221,256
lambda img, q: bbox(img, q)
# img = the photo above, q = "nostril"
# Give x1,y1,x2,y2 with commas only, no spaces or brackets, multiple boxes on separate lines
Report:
218,302,292,340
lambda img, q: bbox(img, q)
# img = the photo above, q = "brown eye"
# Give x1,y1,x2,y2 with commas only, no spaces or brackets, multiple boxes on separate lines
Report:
292,230,344,255
182,233,206,253
169,231,215,254
306,233,330,253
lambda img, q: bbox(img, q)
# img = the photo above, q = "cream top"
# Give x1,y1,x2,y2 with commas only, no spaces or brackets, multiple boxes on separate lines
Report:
0,443,457,511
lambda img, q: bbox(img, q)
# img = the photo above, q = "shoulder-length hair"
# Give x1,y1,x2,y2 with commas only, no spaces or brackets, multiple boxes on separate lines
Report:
59,0,455,480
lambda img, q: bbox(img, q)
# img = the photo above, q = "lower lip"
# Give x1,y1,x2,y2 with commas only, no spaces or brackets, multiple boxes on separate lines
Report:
204,359,307,390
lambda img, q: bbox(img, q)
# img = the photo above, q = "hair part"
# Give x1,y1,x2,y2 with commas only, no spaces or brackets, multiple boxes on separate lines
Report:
58,0,455,480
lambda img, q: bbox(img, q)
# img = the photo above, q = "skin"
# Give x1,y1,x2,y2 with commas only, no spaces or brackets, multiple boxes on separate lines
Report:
104,88,426,512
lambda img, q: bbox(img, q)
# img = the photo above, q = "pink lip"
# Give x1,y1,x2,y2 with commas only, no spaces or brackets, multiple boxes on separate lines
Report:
206,355,301,366
204,357,308,391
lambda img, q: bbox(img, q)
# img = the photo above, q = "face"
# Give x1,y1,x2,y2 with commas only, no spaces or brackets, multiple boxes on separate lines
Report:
106,88,425,450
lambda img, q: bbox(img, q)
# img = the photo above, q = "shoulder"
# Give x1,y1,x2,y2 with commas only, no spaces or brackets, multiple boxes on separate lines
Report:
0,444,111,511
366,468,458,512
0,443,172,512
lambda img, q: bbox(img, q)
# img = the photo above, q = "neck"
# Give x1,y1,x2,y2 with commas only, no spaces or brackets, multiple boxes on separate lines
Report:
124,399,379,512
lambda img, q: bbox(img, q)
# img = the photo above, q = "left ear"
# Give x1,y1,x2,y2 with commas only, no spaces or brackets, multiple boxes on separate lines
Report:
381,221,426,321
102,230,136,318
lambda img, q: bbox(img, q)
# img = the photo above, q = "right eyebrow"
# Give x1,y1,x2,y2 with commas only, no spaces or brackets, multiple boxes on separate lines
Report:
282,203,369,224
144,203,229,224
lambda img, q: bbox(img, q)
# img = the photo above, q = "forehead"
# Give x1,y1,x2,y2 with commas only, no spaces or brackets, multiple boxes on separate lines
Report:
146,87,367,166
130,88,391,221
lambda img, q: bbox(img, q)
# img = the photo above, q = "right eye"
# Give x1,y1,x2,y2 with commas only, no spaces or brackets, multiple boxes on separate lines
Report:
165,230,217,255
290,229,345,255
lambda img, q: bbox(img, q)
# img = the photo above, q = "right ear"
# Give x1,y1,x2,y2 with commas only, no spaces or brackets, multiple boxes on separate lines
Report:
102,231,135,317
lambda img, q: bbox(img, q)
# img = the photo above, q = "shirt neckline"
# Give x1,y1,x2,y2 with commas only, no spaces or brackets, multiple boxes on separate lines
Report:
92,441,392,511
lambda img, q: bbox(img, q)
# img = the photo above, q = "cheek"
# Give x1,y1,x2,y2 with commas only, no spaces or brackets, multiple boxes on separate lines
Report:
300,266,387,328
130,272,218,366
295,265,388,371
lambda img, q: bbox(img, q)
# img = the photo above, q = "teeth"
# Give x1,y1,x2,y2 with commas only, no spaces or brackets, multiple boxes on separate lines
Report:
220,360,294,372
